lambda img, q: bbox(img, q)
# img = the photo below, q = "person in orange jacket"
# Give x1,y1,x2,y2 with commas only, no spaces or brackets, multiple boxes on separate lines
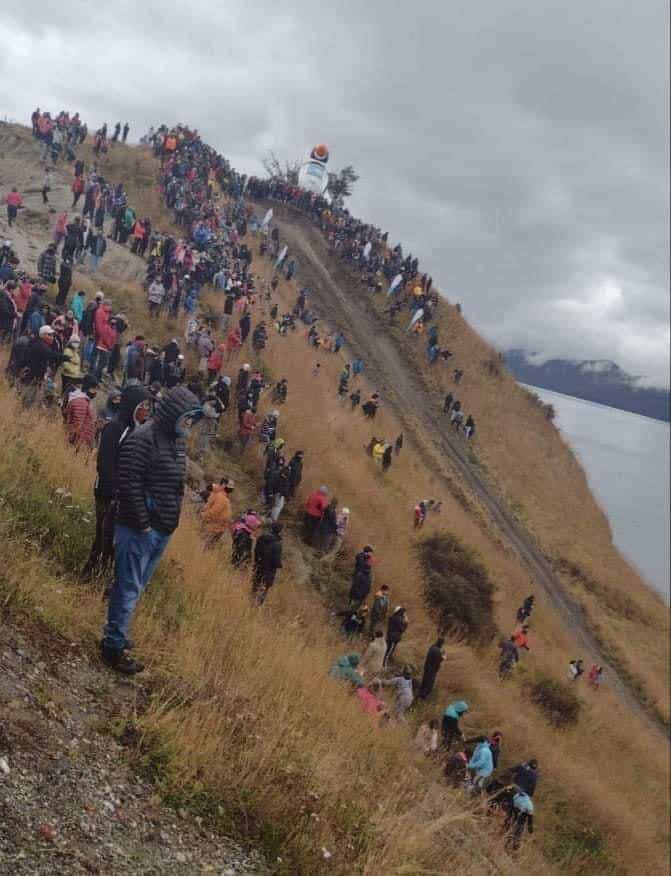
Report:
201,478,235,545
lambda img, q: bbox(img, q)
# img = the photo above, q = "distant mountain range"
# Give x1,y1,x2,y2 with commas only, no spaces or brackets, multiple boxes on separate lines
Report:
504,350,670,422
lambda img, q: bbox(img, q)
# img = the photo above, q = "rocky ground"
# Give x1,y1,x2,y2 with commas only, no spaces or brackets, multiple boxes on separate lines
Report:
0,619,265,875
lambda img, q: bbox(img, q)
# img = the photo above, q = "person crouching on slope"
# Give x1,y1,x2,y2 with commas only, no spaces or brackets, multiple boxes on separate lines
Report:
101,386,202,674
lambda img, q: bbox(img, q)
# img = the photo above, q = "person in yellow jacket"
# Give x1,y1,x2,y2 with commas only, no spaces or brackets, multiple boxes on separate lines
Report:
372,441,385,466
61,337,84,398
201,478,235,545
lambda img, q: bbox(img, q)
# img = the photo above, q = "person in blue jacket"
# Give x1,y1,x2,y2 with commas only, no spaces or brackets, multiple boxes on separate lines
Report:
442,700,469,748
330,654,365,688
504,791,534,849
467,737,494,791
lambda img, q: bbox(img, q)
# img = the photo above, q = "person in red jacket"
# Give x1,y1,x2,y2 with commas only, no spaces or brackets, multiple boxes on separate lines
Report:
130,220,146,255
91,304,117,381
5,188,23,226
71,174,84,207
304,485,330,545
207,344,224,382
64,375,98,451
512,626,530,652
14,279,33,319
238,406,256,450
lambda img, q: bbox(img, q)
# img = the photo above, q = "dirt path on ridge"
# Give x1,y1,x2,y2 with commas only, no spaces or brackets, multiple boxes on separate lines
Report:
266,203,667,739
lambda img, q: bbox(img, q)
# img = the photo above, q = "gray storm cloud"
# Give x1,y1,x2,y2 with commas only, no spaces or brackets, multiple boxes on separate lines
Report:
1,0,668,385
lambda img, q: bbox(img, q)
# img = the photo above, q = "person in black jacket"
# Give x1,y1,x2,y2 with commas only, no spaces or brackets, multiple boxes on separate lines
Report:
268,463,292,522
512,759,538,797
252,523,283,605
212,375,230,411
418,637,446,698
383,606,408,666
101,386,202,674
286,450,304,499
82,385,149,578
349,546,374,608
55,257,72,306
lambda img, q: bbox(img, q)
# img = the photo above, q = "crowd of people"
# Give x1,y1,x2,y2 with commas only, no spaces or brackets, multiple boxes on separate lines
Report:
0,112,616,851
244,171,481,442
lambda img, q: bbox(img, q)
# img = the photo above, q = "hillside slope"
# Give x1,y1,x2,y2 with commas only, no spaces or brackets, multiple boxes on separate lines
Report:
0,121,669,874
264,201,670,726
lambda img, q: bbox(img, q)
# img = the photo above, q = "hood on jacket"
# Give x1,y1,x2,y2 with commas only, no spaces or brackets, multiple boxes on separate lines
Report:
153,386,202,436
118,384,149,427
337,654,360,669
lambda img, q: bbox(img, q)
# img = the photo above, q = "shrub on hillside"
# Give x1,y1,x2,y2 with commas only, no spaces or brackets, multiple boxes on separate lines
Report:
525,389,556,421
528,674,581,726
416,534,497,644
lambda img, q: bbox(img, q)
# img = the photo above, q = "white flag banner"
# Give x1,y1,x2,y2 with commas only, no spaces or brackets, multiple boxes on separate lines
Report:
363,241,372,260
407,308,424,332
275,245,288,268
388,273,403,295
261,208,273,229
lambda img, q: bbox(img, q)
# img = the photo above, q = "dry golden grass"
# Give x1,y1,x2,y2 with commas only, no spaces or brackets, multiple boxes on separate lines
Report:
0,131,668,873
375,293,670,717
0,383,549,875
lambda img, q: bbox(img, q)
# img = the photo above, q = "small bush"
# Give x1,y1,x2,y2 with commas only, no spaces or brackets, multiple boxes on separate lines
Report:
525,389,556,421
483,356,501,377
528,674,581,726
417,534,497,644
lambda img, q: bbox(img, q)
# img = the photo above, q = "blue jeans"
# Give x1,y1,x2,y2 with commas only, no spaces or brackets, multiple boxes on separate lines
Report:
83,336,96,366
103,525,169,651
93,348,110,381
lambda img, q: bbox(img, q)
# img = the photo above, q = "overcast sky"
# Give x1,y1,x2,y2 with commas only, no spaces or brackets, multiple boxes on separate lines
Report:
1,1,669,386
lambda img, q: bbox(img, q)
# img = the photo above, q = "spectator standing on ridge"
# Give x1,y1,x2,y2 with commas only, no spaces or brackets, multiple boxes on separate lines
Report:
303,485,329,544
252,523,284,605
82,385,149,577
5,187,23,226
101,386,202,674
383,606,408,666
201,477,235,546
418,637,446,698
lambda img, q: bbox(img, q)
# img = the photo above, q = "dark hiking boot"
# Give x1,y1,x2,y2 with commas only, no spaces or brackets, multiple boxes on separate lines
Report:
100,644,144,675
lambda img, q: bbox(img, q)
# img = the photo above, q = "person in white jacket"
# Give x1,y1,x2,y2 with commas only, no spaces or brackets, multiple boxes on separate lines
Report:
358,630,386,676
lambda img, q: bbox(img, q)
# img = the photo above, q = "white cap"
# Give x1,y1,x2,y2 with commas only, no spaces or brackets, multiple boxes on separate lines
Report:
342,507,350,516
39,325,55,337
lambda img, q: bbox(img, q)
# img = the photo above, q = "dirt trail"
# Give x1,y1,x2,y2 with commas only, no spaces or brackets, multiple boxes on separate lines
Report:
0,124,146,285
269,204,667,739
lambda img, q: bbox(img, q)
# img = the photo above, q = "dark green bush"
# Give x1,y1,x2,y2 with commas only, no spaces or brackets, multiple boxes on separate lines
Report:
529,674,582,726
417,533,497,644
